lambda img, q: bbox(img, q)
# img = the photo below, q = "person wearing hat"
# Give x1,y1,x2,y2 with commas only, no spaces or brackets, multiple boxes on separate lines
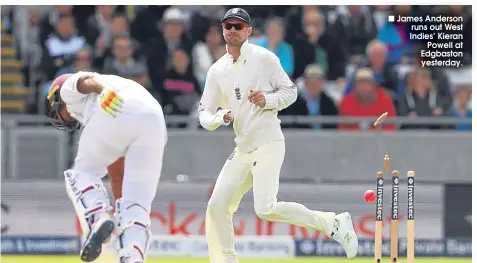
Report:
199,8,358,263
339,67,397,131
280,64,338,129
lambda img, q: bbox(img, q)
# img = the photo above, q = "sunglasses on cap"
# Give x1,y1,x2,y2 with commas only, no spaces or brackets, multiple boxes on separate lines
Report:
222,22,247,31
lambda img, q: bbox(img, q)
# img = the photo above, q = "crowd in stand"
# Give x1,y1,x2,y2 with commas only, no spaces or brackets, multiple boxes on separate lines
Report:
3,5,472,131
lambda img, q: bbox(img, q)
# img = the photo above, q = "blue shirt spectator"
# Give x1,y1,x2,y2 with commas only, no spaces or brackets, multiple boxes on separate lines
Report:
256,17,294,76
452,86,472,131
454,109,472,131
376,6,425,64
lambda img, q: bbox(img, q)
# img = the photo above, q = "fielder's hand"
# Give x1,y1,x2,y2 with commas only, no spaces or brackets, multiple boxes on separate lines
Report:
223,110,233,123
248,90,265,108
98,88,124,117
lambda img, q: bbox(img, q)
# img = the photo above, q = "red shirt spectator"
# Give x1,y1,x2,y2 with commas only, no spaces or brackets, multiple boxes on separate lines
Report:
339,68,397,131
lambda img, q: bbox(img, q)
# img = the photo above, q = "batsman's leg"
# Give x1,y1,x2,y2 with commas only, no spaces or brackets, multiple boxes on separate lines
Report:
115,115,167,263
72,114,133,262
65,169,115,262
108,157,125,200
251,140,358,258
206,148,253,263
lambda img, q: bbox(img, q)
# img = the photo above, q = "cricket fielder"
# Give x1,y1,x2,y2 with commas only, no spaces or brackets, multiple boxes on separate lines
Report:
198,8,358,262
45,72,167,263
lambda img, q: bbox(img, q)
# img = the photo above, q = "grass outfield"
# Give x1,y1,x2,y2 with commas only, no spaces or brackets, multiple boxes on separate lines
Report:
0,256,471,263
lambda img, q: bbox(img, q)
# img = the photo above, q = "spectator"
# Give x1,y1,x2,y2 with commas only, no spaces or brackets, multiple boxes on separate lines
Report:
345,40,399,98
93,14,140,69
40,47,95,98
40,14,86,80
339,68,397,131
451,85,472,131
192,22,225,88
84,5,117,45
284,6,329,43
291,8,330,79
429,5,472,66
72,47,95,72
373,5,391,30
329,6,378,62
129,5,170,43
13,7,43,85
397,68,452,129
143,7,194,89
102,36,147,78
161,7,193,70
256,17,294,76
124,65,161,105
188,6,226,43
248,18,265,43
109,14,131,43
162,49,201,116
395,48,453,101
38,5,73,45
377,5,419,64
281,64,338,129
126,66,151,90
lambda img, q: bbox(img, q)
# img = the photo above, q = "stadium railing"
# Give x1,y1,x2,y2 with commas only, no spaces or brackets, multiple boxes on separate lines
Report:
1,114,472,130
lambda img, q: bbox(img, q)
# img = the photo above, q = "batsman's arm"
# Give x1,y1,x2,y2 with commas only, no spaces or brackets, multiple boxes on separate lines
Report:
198,68,230,131
262,53,298,111
76,76,105,95
60,72,107,104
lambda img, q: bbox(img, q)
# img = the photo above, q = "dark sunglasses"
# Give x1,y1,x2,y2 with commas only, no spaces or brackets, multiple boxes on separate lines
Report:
222,22,247,31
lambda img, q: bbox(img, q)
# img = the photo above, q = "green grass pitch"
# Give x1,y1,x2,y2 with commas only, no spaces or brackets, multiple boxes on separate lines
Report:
0,256,471,263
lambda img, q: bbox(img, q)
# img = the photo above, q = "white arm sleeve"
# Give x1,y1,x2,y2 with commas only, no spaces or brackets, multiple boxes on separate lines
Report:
262,54,298,111
198,68,230,131
59,71,103,105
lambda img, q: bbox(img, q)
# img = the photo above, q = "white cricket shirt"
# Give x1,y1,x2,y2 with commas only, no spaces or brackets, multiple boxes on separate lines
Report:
60,71,161,126
198,40,297,152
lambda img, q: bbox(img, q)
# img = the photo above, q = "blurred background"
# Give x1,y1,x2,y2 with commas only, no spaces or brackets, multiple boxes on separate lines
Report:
0,4,472,261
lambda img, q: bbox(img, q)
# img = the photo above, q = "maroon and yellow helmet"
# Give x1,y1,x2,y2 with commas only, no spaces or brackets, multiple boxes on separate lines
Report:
45,73,80,132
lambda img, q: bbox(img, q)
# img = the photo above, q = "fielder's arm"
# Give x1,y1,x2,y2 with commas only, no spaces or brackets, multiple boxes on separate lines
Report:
262,54,298,111
198,68,230,131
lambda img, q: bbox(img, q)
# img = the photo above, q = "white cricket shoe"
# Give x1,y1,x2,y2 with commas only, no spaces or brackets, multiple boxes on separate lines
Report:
330,212,358,259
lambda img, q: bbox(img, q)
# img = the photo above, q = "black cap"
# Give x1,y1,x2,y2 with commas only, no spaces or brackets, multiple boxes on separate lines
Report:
221,8,251,25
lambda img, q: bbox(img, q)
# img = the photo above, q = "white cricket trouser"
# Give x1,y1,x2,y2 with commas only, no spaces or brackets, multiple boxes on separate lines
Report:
206,140,336,263
74,107,166,210
72,104,167,260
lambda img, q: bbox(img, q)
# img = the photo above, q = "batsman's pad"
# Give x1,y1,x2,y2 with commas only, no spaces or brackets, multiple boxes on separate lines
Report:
64,170,112,239
115,199,151,262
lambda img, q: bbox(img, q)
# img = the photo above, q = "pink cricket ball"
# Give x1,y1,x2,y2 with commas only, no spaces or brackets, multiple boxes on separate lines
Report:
364,190,377,203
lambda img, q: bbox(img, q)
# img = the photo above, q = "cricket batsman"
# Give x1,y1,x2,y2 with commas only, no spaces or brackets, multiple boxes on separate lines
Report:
45,72,167,263
198,8,358,262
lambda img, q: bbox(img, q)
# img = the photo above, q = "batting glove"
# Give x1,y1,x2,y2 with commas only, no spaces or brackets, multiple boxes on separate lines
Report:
98,88,124,117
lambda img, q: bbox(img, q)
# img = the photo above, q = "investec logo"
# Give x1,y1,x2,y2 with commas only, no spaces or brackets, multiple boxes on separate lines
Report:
408,177,414,220
376,178,384,221
392,177,399,220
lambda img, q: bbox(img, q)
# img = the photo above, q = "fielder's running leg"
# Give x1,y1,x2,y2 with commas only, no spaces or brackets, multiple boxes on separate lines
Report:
206,148,253,263
251,140,358,258
115,111,167,263
206,140,358,263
